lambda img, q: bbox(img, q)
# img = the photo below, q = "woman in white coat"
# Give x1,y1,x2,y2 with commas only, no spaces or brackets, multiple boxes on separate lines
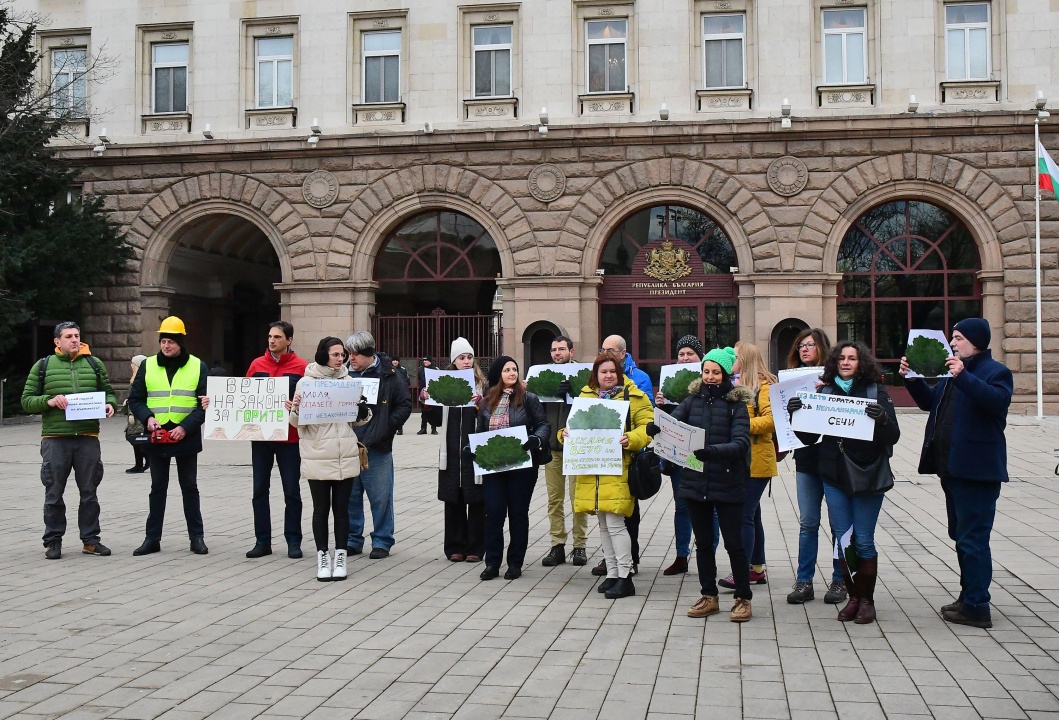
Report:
288,337,371,581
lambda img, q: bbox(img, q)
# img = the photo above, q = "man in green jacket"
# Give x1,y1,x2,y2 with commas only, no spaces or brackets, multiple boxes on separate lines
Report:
22,321,117,559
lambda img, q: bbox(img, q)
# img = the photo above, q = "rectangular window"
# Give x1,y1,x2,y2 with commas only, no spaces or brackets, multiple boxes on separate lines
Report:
363,30,401,104
586,19,626,93
472,25,512,97
51,48,87,118
703,14,745,89
822,8,866,84
152,42,188,113
945,3,989,80
256,36,293,108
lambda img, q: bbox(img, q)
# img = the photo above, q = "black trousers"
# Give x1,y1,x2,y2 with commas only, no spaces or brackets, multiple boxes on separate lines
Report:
625,499,641,564
146,454,204,541
308,478,353,551
687,498,752,599
482,468,537,569
443,488,485,558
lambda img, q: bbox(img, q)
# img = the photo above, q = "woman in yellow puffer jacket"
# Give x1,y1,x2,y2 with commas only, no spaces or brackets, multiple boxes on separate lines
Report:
559,353,653,600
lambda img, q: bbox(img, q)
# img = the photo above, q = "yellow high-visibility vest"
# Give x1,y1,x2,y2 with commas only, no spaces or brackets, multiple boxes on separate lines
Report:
144,354,201,425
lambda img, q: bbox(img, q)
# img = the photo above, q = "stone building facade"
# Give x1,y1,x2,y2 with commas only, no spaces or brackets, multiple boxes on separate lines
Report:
22,0,1059,411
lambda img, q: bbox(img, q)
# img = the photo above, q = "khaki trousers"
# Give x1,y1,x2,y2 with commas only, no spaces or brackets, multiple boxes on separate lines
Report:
544,453,587,548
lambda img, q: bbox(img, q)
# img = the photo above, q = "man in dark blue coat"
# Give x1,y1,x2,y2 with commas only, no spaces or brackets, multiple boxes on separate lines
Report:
900,318,1012,629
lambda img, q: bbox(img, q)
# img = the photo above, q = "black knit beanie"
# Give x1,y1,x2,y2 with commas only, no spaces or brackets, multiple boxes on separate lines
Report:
487,355,518,388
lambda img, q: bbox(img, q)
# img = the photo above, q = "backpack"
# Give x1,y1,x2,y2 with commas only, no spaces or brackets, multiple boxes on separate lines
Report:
37,354,104,393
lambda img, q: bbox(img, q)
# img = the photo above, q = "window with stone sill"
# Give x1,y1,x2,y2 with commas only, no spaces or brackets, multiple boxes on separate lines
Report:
945,3,989,81
822,8,867,85
472,25,512,98
363,30,401,104
703,14,746,90
587,19,627,93
152,42,188,114
50,48,88,119
256,36,294,108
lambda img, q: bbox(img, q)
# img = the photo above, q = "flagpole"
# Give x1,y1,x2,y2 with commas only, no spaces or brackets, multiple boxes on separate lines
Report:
1035,113,1044,418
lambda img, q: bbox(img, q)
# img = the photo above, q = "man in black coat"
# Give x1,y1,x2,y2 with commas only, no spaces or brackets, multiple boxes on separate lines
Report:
345,331,412,559
901,318,1013,629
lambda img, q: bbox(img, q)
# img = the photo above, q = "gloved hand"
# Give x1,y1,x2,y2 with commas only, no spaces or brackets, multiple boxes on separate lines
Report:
645,422,661,438
461,446,476,463
786,397,803,416
522,436,541,451
556,379,571,398
693,446,717,462
660,460,676,476
357,397,370,420
864,402,886,422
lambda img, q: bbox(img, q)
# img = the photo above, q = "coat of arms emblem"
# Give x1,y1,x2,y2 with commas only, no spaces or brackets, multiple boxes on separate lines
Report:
643,240,692,281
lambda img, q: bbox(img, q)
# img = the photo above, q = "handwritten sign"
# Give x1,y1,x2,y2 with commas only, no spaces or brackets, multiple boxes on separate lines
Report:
65,392,106,420
357,378,380,404
769,373,822,452
562,397,629,475
650,410,706,471
203,376,288,441
791,391,875,441
468,426,531,476
297,379,363,425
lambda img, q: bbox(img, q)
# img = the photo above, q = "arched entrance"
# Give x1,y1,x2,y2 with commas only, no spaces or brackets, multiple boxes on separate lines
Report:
166,214,281,374
837,199,982,400
372,209,503,367
521,320,566,369
771,318,810,374
598,204,738,386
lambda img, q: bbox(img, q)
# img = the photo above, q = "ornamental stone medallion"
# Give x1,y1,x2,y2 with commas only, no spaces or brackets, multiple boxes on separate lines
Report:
766,156,809,197
302,170,339,208
527,164,566,203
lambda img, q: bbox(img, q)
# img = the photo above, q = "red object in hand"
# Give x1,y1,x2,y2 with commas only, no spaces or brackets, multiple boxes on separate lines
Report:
150,428,179,444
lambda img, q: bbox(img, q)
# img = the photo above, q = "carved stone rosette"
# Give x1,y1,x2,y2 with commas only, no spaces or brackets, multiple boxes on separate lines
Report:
766,156,809,197
528,164,566,203
302,170,340,209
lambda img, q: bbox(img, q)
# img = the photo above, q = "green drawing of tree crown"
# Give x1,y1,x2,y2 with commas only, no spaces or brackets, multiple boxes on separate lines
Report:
427,375,474,406
525,368,565,397
661,369,701,404
567,368,592,396
474,435,530,471
567,403,623,430
905,336,950,376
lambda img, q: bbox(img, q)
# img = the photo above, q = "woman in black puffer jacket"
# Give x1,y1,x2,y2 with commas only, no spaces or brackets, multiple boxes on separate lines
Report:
665,348,754,623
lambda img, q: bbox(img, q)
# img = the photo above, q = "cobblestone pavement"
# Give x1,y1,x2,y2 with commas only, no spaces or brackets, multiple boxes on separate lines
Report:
1,412,1058,720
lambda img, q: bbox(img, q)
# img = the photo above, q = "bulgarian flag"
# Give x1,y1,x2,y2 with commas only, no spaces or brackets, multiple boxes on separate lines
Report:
1040,141,1059,196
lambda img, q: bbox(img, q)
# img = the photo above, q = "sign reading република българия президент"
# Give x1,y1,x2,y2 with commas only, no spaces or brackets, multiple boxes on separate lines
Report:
789,391,876,442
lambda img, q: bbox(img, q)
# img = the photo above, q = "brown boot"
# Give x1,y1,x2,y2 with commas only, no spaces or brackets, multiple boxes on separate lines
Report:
836,555,860,622
854,557,878,625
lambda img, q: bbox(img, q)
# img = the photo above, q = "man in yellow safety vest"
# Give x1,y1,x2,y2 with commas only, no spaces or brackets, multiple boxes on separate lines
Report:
128,316,211,556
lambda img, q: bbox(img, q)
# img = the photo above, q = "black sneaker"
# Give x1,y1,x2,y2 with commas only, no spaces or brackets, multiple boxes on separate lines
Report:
245,544,272,559
824,580,848,604
942,608,992,629
45,541,61,560
786,581,815,604
571,548,588,566
591,559,607,576
541,545,566,567
369,548,389,559
82,542,111,556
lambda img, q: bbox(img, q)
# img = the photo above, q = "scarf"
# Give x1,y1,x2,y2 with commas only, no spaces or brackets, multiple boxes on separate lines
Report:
833,376,854,393
598,385,622,400
489,389,513,431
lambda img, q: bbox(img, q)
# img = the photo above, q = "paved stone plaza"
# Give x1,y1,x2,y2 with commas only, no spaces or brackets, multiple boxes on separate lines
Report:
1,412,1058,720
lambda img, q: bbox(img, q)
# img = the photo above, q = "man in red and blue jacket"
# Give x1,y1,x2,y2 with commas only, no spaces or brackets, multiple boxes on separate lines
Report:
245,321,308,559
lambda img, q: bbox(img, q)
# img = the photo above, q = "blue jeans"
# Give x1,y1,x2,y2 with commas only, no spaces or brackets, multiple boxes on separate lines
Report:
669,469,692,557
821,482,885,560
251,442,302,546
796,471,843,584
941,476,1001,617
742,477,770,567
347,449,395,551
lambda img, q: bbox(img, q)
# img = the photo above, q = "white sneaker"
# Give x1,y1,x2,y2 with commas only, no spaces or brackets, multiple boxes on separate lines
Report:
332,549,347,581
317,550,332,582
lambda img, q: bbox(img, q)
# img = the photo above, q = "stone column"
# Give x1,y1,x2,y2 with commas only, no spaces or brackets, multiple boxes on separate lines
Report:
276,281,376,359
139,286,176,355
979,270,1005,365
496,276,604,356
736,273,843,357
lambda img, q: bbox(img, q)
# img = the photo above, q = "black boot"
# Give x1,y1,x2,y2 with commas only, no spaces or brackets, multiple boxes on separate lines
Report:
605,576,636,599
133,539,160,556
837,555,860,622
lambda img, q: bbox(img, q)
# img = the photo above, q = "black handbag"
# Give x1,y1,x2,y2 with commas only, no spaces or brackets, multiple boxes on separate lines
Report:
622,386,662,500
836,439,894,496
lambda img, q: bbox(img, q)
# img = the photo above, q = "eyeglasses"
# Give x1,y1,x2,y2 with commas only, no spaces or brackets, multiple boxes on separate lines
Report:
797,342,817,350
328,352,346,358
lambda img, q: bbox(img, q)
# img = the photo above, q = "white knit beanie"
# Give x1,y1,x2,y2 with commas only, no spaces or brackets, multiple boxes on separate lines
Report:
450,337,475,363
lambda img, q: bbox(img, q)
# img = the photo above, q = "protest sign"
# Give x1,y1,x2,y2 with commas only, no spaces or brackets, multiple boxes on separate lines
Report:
423,368,477,407
65,392,106,420
791,391,875,441
563,363,594,403
203,376,289,441
768,373,823,452
778,366,824,382
525,364,585,402
296,379,363,425
357,378,380,404
904,329,953,378
468,426,531,476
833,526,859,578
657,363,702,405
562,398,630,476
650,410,706,471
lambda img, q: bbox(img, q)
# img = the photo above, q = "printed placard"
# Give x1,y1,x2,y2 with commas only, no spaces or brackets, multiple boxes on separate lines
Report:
650,410,706,471
657,363,702,405
203,376,289,441
562,398,630,476
525,363,586,403
790,391,875,441
468,426,531,476
769,373,823,452
423,368,476,407
564,363,594,403
65,392,106,420
904,329,954,378
297,379,363,425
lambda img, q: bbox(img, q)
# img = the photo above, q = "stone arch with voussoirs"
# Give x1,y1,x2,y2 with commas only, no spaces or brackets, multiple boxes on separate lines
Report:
555,158,779,277
338,165,539,282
